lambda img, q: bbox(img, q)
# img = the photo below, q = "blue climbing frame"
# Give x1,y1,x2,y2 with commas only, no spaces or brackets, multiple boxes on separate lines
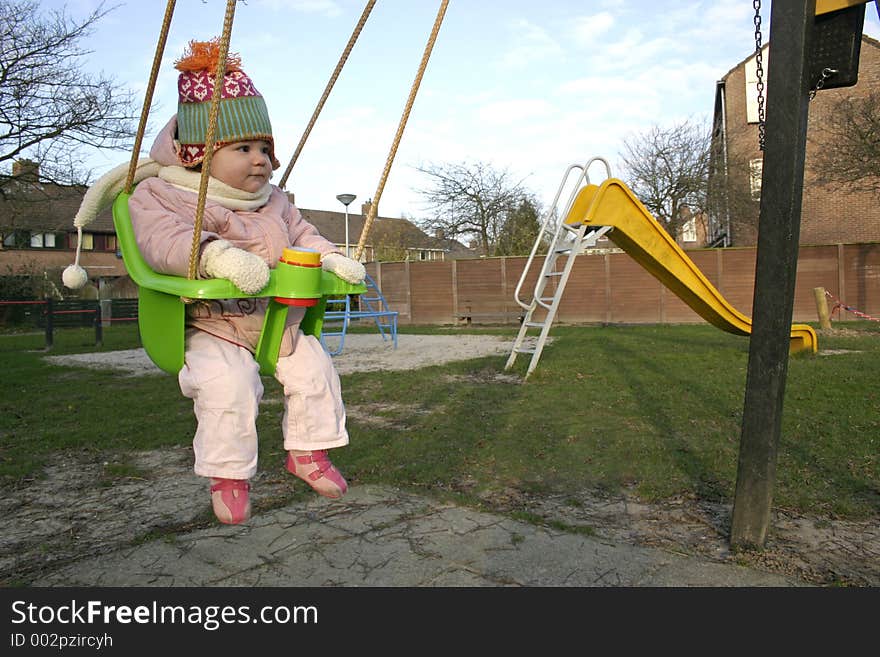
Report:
320,273,398,355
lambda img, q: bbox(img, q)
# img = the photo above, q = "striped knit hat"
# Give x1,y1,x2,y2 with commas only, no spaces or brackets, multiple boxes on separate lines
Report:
174,39,280,169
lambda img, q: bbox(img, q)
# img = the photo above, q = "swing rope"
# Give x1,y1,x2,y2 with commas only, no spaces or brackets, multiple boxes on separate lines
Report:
354,0,448,262
123,0,176,194
186,0,238,282
277,0,376,190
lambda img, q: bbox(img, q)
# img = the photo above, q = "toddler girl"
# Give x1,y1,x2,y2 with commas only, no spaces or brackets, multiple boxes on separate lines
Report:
114,40,363,524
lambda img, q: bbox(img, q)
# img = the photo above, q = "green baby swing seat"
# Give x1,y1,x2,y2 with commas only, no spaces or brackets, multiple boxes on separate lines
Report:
112,191,366,377
106,0,441,377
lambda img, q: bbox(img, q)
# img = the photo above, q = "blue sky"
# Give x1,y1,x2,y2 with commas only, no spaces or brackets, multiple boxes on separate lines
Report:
52,0,880,219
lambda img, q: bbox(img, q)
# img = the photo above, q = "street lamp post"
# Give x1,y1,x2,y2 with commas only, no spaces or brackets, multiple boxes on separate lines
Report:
336,193,357,258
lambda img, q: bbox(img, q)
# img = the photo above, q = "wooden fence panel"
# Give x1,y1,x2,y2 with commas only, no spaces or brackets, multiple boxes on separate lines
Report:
370,242,880,327
410,261,454,324
842,243,880,320
454,258,515,324
720,248,758,317
608,255,662,323
792,245,840,321
555,255,608,323
369,262,411,322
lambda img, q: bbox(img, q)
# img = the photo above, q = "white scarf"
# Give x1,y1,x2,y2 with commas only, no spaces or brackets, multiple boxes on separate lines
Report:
158,165,272,211
72,158,272,228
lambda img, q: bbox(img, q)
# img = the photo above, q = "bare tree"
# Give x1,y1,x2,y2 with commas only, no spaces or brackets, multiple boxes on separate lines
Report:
619,119,711,239
0,0,138,196
810,91,880,196
415,161,533,256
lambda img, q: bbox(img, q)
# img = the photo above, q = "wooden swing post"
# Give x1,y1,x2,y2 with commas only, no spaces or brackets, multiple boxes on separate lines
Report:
731,0,870,549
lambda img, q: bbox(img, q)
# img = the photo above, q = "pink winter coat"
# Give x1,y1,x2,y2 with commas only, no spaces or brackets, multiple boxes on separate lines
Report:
129,116,342,355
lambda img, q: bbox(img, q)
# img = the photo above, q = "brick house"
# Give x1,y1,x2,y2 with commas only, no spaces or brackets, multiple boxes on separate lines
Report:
0,160,126,297
708,34,880,247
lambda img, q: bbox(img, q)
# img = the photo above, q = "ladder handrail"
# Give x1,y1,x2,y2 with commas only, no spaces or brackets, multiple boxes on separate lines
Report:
512,157,613,311
512,164,585,310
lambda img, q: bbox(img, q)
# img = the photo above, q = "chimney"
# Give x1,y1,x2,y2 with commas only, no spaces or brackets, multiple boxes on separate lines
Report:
361,200,372,218
434,228,445,240
12,159,39,182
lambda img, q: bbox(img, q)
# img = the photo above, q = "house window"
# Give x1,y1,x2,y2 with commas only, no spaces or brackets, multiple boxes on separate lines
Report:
681,218,697,243
81,232,94,250
749,158,763,201
28,232,58,248
3,230,29,248
419,250,428,261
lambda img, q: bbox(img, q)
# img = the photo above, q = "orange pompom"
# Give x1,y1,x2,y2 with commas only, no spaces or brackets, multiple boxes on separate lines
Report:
174,38,242,73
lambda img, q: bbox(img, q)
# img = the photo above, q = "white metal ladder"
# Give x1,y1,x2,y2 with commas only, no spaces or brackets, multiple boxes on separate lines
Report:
505,157,614,378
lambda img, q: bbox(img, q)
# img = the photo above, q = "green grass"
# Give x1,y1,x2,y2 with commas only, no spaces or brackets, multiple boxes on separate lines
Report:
1,321,878,521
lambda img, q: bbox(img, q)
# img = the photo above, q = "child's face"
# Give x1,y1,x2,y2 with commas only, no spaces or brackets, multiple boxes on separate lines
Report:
210,140,273,193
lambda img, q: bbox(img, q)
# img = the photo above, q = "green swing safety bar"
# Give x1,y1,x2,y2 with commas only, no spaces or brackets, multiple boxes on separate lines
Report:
112,191,366,377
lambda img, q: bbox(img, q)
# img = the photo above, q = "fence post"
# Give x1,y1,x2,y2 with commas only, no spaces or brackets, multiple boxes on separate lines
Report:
94,300,103,347
812,287,832,329
44,298,53,350
100,298,112,327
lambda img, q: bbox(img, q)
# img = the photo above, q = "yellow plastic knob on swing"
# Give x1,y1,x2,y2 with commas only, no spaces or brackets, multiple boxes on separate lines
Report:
274,247,322,307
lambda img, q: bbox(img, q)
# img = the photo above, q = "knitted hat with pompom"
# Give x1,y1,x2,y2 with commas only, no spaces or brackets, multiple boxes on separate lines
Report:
174,39,280,169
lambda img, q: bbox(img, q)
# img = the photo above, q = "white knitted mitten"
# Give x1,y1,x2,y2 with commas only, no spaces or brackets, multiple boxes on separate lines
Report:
321,253,366,284
200,240,270,295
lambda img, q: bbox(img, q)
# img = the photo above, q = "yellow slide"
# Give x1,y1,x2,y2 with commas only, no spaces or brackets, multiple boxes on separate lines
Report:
564,179,817,353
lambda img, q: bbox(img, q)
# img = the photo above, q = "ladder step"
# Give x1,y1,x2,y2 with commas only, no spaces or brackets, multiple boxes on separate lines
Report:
545,271,563,277
524,321,544,328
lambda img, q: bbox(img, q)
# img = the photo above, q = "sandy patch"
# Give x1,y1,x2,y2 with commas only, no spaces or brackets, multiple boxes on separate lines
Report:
44,333,514,377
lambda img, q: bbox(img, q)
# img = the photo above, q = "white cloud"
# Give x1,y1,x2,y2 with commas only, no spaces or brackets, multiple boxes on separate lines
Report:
476,98,554,125
570,12,616,47
499,19,564,70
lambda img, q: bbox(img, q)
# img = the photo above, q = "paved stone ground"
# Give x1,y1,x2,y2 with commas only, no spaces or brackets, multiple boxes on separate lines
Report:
7,472,809,587
3,444,877,587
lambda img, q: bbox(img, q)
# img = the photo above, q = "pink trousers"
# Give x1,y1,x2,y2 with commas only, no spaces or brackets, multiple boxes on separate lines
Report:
178,329,349,480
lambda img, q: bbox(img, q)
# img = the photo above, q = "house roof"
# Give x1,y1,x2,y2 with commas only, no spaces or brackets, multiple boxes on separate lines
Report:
0,180,115,233
300,207,474,257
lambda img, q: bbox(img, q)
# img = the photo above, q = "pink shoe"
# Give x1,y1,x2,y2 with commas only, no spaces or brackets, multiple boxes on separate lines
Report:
210,478,251,524
286,450,348,499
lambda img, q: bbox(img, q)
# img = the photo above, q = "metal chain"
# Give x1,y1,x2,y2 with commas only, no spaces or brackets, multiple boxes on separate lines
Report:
753,0,766,152
810,67,839,99
753,0,838,144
